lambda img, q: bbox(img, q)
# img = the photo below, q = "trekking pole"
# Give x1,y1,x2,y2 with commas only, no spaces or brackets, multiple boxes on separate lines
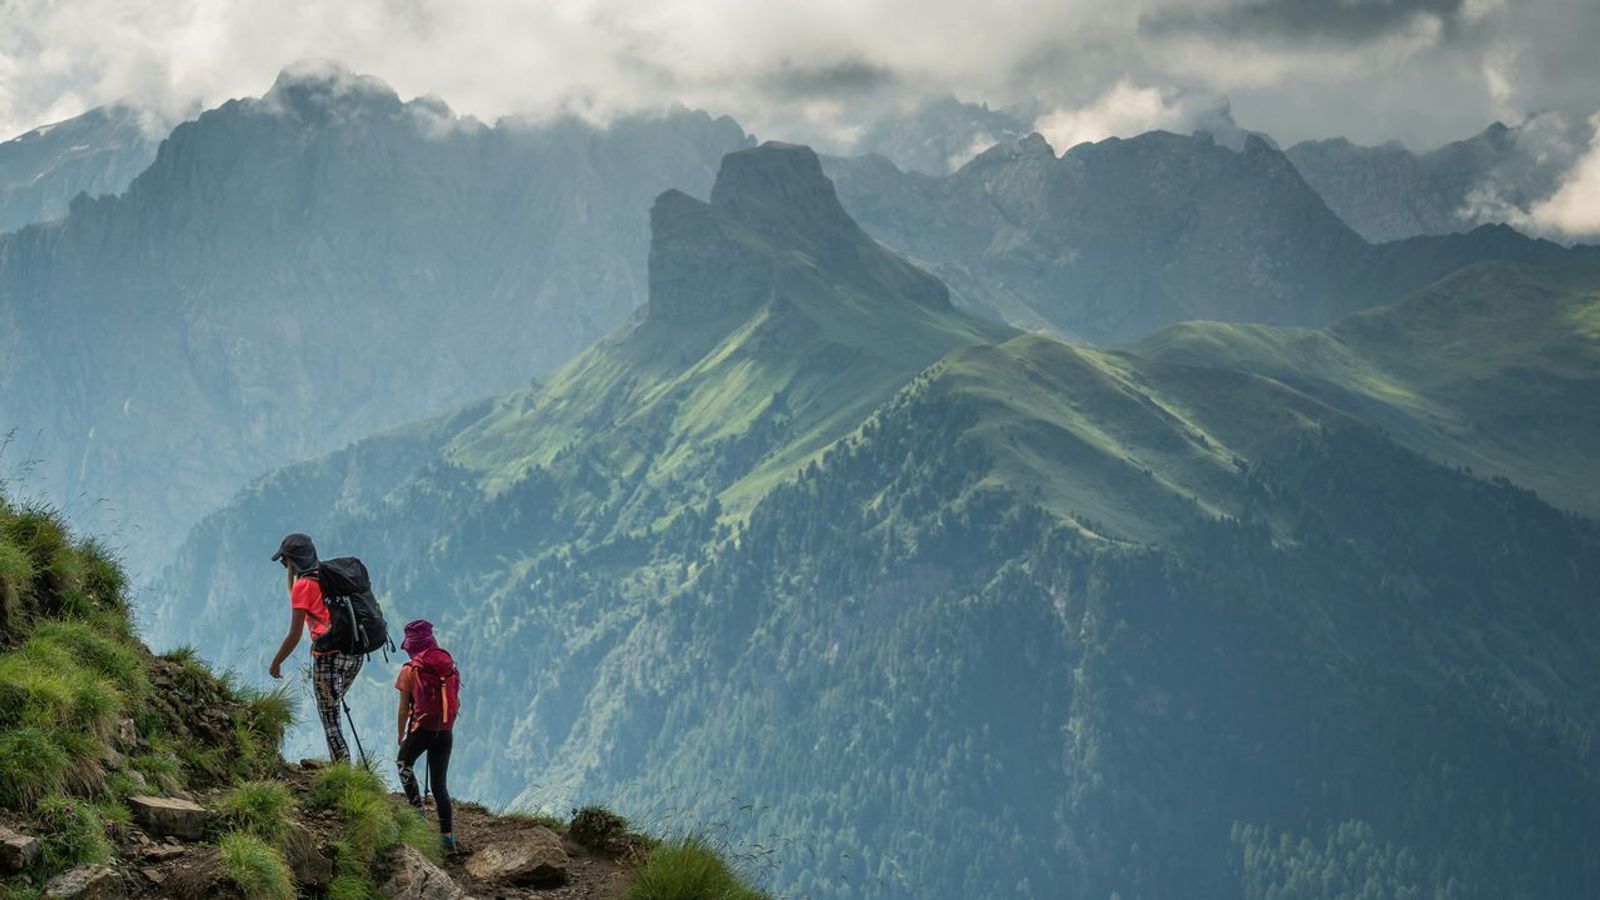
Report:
342,696,371,770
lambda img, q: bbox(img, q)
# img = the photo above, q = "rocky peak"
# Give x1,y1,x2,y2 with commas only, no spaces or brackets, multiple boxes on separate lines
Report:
647,142,950,323
260,60,405,121
708,141,864,249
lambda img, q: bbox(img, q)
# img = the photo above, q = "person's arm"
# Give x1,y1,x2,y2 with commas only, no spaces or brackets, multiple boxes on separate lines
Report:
269,608,307,679
397,676,414,745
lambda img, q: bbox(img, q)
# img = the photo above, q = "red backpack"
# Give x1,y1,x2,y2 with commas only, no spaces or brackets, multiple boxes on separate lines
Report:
407,648,462,731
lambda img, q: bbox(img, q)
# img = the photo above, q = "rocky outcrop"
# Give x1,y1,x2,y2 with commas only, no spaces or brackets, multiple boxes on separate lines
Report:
380,845,471,900
463,827,570,887
0,826,39,873
43,864,122,900
127,796,212,841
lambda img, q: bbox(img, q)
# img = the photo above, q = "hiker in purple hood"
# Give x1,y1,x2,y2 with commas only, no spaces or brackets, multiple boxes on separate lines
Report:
395,619,462,854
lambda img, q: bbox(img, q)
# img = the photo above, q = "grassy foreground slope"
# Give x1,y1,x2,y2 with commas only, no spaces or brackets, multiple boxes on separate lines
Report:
1134,259,1600,516
156,142,1600,900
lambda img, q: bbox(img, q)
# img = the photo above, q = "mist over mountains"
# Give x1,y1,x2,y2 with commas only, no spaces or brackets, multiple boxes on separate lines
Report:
0,103,163,234
157,141,1600,900
0,63,750,577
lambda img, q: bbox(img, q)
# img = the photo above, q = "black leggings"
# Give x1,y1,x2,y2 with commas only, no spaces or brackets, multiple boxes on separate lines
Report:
397,729,453,834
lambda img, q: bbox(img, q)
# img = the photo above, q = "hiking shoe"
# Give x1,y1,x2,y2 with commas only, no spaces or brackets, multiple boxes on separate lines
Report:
441,833,459,855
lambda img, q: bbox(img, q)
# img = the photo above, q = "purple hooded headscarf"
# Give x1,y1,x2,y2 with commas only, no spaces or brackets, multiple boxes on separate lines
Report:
401,619,437,656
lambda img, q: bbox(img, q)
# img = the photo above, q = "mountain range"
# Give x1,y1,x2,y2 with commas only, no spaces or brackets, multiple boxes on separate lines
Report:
157,142,1600,900
0,63,751,578
1285,120,1589,244
824,130,1590,343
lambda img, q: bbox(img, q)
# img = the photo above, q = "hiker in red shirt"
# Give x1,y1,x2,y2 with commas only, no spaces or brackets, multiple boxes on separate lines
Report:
396,619,461,854
266,532,364,763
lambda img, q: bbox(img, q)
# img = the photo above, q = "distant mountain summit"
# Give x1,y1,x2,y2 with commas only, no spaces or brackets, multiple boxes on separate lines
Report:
0,63,752,578
826,129,1587,342
0,103,163,233
1286,121,1586,243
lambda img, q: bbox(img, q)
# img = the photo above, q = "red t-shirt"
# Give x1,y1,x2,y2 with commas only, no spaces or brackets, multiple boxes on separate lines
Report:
290,576,332,653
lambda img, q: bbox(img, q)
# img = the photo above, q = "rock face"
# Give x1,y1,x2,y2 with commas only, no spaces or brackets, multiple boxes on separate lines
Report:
463,827,569,887
0,826,40,873
380,844,470,900
43,864,122,900
1283,121,1589,243
127,795,212,840
0,104,161,234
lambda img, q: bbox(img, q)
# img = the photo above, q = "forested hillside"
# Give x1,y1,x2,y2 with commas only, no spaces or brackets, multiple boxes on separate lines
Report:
158,142,1600,899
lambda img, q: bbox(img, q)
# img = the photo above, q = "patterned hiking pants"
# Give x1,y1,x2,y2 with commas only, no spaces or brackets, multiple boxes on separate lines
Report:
312,652,364,762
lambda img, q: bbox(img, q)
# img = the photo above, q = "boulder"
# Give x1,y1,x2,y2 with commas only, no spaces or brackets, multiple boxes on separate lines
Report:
380,844,470,900
115,718,137,747
127,795,212,840
44,864,122,900
283,819,333,888
0,826,40,873
463,827,569,886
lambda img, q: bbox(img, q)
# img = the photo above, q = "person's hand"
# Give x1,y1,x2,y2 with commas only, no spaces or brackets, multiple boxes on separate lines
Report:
269,660,282,680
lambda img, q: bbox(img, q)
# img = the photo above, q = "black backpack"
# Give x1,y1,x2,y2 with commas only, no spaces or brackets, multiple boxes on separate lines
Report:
310,557,392,657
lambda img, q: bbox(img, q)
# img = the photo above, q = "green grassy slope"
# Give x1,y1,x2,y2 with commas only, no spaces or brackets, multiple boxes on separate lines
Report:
1134,259,1600,516
0,494,293,894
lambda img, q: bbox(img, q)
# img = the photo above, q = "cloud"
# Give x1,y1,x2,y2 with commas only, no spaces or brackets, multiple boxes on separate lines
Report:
1528,135,1600,237
1032,82,1246,152
0,0,1596,159
1464,113,1600,241
1141,0,1467,44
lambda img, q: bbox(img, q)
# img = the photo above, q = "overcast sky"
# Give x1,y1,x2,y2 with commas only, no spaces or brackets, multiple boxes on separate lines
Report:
1,0,1596,152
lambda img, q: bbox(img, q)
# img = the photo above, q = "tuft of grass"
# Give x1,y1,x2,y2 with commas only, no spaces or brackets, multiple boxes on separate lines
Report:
162,645,200,666
627,836,770,900
314,763,441,870
326,874,377,900
0,537,35,621
238,684,295,739
217,831,295,900
570,805,632,853
130,749,184,791
216,780,298,845
234,683,295,772
503,809,568,833
33,794,111,873
0,728,69,808
0,882,43,900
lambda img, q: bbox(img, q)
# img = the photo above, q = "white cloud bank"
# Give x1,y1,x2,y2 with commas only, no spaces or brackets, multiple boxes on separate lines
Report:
3,0,1599,153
